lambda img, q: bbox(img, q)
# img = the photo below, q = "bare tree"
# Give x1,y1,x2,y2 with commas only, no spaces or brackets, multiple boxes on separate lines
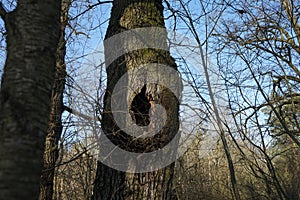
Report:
92,0,180,199
212,0,300,199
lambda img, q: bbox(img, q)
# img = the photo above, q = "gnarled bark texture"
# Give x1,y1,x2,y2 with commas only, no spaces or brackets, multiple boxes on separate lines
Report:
0,1,61,199
93,0,180,199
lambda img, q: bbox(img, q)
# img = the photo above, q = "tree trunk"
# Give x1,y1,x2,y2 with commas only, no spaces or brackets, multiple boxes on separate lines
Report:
93,0,180,199
39,1,70,200
0,1,61,199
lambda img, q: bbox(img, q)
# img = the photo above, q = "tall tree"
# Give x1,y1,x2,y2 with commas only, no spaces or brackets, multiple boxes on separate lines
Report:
39,1,70,199
93,0,180,199
0,1,61,199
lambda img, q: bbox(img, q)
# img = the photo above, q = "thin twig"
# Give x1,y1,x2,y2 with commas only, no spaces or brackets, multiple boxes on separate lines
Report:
0,2,7,20
69,1,113,20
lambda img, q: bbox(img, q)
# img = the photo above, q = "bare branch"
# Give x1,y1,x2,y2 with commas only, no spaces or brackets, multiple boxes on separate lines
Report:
69,1,113,20
281,0,300,45
63,105,99,122
0,2,7,20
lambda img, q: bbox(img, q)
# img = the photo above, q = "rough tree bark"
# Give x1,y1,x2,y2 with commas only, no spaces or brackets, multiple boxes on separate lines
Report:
39,1,70,200
92,0,180,199
0,1,61,199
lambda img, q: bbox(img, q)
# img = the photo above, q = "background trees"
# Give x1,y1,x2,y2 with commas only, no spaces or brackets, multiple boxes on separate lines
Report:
0,0,299,199
212,0,300,199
